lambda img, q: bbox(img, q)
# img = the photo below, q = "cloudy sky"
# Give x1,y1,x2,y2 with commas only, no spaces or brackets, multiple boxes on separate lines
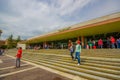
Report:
0,0,120,40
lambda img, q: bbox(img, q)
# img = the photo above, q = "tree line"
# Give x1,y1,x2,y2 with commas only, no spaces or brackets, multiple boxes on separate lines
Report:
0,34,21,49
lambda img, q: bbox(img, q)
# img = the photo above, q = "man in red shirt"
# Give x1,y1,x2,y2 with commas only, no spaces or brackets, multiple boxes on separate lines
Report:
16,47,22,68
110,36,115,48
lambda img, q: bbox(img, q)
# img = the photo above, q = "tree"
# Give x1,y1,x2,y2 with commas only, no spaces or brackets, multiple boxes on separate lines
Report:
16,36,21,42
8,34,13,42
0,30,2,33
0,30,2,39
6,35,22,49
7,34,13,48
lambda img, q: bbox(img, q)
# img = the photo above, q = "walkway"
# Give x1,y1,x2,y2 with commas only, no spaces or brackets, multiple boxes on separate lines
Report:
0,55,72,80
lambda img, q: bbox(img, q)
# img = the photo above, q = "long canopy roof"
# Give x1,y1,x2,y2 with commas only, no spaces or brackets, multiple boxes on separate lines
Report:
25,12,120,44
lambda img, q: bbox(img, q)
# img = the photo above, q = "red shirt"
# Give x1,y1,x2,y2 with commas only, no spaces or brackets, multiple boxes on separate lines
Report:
111,37,115,43
16,49,22,58
93,46,96,49
98,39,103,45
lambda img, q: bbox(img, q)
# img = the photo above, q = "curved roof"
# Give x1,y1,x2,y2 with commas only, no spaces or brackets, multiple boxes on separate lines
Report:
26,12,120,44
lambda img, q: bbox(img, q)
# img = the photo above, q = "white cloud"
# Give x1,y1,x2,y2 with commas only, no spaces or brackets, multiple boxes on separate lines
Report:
56,0,92,16
0,0,120,40
81,0,120,21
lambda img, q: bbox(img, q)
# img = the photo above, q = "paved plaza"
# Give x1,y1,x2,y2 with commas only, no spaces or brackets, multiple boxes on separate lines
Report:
0,55,71,80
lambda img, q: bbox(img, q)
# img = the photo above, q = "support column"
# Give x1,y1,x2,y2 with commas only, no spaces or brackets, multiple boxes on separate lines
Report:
81,36,85,48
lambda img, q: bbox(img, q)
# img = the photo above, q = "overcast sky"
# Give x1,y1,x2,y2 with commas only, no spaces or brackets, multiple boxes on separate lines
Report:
0,0,120,40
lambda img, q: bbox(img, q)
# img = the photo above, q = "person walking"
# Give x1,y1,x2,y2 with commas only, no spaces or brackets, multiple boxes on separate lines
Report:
68,40,74,60
16,47,22,68
75,41,81,65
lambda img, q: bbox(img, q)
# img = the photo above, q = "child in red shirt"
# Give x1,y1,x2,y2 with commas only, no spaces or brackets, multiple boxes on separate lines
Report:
16,47,22,68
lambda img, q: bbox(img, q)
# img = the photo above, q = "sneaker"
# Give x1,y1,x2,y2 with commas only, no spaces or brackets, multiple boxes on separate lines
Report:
78,63,80,65
73,59,77,61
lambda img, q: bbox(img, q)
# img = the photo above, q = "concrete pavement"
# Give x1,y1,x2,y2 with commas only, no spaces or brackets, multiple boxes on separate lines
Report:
0,55,72,80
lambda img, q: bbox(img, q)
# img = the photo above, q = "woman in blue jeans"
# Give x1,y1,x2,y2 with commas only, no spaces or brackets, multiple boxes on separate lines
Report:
75,41,81,65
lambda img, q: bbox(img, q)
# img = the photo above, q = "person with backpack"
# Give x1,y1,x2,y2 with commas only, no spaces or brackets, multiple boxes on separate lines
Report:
68,40,74,60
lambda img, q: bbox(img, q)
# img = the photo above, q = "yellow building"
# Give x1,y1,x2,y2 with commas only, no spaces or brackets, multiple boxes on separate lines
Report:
25,12,120,48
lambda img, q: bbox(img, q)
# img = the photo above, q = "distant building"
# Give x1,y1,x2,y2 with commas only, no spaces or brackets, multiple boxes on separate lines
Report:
0,40,5,47
17,43,26,50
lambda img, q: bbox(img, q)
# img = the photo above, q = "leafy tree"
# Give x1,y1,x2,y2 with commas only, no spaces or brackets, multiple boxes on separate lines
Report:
0,30,2,38
7,34,14,48
6,35,22,49
8,34,13,42
16,36,21,42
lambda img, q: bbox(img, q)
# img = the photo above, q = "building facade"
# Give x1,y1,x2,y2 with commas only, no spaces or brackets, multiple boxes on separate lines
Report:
24,12,120,49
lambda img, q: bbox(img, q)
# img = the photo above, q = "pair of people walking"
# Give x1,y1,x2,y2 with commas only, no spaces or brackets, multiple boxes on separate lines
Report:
68,39,81,65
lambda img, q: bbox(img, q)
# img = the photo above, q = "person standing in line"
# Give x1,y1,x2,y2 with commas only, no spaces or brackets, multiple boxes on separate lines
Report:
118,38,120,49
116,38,119,49
98,38,103,48
116,38,120,49
106,37,110,48
86,43,89,49
110,36,115,48
92,39,96,49
16,47,22,68
92,40,95,46
75,41,81,65
88,39,92,49
68,40,74,60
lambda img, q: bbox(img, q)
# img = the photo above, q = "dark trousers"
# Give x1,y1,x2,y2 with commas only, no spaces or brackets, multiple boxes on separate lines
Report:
70,52,74,60
118,43,120,48
16,58,21,68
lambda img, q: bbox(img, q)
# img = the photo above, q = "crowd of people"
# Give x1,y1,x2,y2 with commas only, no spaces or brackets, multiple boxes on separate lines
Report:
67,36,120,65
87,36,120,49
27,36,120,50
